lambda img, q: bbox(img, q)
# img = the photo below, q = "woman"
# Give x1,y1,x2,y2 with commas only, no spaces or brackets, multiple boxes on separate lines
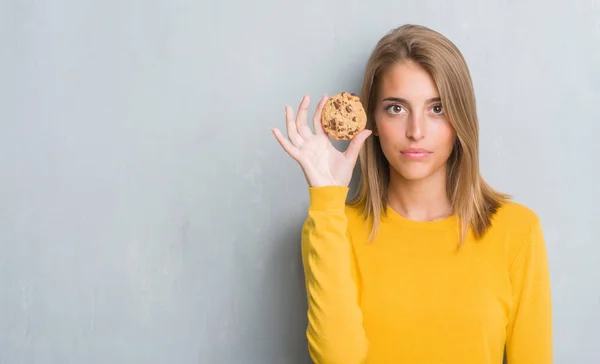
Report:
272,24,552,364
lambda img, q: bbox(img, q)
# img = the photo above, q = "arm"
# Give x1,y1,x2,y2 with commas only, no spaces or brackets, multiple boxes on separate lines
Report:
301,186,368,364
506,220,553,363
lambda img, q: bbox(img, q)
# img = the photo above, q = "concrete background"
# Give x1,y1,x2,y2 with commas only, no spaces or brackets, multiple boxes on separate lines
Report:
1,0,599,363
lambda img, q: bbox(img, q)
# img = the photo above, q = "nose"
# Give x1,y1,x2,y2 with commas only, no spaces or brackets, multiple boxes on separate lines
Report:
406,112,426,141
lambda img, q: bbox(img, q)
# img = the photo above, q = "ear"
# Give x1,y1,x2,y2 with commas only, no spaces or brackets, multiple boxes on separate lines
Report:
370,118,379,136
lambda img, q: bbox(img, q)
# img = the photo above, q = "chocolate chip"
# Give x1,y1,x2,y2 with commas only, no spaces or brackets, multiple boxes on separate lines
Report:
352,117,357,121
333,101,341,110
351,93,356,96
346,105,353,113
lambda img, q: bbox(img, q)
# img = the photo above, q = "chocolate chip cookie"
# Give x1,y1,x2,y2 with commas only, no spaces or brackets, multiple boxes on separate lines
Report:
320,92,367,140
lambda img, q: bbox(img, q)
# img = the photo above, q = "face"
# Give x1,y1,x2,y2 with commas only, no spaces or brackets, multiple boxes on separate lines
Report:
373,61,456,182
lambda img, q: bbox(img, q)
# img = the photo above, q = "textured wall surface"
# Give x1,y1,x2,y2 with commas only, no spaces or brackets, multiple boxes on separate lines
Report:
1,0,599,363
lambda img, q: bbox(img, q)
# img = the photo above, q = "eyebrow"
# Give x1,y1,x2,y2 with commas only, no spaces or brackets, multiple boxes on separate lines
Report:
382,97,441,104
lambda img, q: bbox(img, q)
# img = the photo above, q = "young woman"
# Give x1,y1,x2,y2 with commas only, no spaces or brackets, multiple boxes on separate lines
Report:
272,24,552,364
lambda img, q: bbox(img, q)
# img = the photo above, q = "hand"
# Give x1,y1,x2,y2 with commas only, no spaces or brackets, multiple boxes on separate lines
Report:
271,94,372,188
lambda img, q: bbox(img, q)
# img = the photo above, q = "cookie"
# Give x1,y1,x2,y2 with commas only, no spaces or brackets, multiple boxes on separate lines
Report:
320,92,367,140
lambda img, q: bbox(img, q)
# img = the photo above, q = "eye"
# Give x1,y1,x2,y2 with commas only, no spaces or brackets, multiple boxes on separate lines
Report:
385,104,406,115
431,104,444,115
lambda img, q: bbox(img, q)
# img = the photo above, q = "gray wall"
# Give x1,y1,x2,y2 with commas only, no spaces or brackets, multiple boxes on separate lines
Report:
1,0,599,363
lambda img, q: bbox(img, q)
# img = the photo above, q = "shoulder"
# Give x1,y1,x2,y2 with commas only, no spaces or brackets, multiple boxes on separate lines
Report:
343,202,369,230
343,202,372,240
489,200,541,237
344,202,363,220
487,200,545,265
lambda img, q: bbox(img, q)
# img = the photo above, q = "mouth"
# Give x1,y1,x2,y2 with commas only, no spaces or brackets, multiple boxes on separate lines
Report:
401,149,432,160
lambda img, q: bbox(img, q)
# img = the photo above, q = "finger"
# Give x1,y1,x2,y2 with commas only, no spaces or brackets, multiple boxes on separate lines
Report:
296,95,313,139
285,105,303,147
272,128,300,160
312,94,328,136
344,129,372,163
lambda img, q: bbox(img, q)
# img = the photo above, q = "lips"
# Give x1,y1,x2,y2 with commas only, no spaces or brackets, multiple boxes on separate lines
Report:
401,148,432,160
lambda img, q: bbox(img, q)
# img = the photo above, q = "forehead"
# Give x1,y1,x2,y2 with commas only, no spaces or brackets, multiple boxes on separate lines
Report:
378,61,440,100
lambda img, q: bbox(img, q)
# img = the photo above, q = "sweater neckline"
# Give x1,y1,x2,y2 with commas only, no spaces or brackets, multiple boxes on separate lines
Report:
384,205,458,230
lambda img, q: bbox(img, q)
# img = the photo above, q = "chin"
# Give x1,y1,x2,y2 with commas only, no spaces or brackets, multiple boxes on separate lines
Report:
392,162,442,181
394,167,434,181
399,172,434,181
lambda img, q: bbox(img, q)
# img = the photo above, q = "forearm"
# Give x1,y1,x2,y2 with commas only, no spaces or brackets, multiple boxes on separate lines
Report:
301,187,368,364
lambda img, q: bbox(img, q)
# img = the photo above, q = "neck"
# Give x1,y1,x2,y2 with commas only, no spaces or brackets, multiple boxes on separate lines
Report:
387,166,452,222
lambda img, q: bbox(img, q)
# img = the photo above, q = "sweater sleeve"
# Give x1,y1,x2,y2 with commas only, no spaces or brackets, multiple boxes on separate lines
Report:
300,186,368,364
505,220,553,363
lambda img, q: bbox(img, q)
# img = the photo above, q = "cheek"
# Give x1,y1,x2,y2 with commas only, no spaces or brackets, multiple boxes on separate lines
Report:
434,120,456,153
374,122,402,154
374,114,404,142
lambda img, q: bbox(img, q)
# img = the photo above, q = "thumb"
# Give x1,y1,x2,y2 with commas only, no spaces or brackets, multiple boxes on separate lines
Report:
344,129,372,163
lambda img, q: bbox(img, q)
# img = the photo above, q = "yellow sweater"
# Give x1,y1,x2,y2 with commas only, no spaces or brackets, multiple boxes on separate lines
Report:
301,186,552,364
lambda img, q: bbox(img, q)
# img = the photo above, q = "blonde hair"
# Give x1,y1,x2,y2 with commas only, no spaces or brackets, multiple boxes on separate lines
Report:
349,24,509,243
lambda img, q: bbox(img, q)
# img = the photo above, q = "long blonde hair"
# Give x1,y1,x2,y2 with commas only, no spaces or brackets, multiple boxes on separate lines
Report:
349,24,509,243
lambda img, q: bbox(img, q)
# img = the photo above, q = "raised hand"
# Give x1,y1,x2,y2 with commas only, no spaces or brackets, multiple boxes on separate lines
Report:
271,94,372,188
